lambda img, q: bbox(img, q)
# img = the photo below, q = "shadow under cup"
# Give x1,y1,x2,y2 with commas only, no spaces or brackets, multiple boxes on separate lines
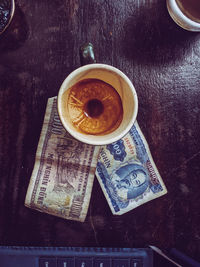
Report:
57,64,138,146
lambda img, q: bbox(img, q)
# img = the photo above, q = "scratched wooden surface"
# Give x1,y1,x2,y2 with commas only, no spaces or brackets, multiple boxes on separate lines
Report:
0,0,200,265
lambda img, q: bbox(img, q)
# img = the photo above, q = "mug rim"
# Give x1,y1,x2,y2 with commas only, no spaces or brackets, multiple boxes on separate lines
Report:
167,0,200,31
57,63,138,145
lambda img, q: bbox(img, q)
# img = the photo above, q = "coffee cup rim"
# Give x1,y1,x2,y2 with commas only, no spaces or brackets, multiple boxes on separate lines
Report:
167,0,200,31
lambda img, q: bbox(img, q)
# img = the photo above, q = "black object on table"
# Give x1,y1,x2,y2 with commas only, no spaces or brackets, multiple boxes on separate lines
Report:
0,246,153,267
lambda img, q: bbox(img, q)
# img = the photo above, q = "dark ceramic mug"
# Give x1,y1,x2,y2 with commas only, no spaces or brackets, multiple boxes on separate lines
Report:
0,0,15,35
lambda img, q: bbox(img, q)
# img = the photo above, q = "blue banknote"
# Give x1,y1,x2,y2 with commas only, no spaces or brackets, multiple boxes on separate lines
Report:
96,122,167,215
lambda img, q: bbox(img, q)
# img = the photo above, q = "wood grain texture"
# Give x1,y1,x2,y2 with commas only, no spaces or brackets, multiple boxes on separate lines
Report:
0,0,200,264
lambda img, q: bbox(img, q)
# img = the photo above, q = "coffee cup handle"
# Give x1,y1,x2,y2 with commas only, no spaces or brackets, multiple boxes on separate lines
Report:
80,43,96,65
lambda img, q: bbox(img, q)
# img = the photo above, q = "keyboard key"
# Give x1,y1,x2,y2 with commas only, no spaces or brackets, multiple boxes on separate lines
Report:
113,258,129,267
75,257,93,267
94,258,111,267
131,259,142,267
57,257,74,267
39,257,57,267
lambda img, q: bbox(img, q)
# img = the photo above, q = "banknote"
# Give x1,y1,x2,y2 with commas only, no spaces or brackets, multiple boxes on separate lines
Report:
96,122,167,215
25,97,100,222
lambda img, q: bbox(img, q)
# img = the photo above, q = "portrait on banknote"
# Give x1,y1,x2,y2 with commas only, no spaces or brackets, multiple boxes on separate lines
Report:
111,162,149,201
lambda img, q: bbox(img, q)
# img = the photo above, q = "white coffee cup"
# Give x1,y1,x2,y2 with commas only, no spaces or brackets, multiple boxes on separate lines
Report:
57,63,138,146
167,0,200,31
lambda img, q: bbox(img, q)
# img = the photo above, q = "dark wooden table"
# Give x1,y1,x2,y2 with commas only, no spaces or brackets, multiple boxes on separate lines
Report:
1,0,200,265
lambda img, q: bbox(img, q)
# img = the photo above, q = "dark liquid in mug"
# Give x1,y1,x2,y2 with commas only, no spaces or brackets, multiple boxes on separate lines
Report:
176,0,200,23
67,79,123,135
0,0,11,33
84,98,104,118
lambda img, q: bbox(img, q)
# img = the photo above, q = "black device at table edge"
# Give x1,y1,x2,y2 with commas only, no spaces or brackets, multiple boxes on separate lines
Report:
150,245,200,267
0,246,152,267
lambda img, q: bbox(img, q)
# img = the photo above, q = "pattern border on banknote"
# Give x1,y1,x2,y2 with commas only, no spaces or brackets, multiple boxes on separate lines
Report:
30,99,57,206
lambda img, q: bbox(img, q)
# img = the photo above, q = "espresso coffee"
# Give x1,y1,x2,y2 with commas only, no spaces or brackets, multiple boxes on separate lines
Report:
176,0,200,23
65,79,123,135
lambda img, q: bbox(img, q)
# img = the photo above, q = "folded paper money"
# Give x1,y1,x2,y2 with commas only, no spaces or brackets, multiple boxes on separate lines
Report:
25,97,167,221
25,97,100,222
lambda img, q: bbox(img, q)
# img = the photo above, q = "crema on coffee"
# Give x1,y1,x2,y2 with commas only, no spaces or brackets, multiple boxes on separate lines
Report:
64,79,123,135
